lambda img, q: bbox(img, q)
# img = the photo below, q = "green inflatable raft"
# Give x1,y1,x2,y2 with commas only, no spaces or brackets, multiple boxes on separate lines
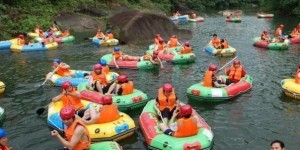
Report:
139,100,214,150
0,107,5,124
253,37,290,50
77,82,149,111
90,141,122,150
146,49,195,64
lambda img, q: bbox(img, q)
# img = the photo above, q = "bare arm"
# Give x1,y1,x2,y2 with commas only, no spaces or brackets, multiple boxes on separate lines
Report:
113,56,119,69
52,93,63,102
65,125,86,149
65,91,81,98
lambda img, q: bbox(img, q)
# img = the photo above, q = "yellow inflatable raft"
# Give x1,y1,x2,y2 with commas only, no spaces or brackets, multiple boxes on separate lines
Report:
0,81,5,94
281,78,300,100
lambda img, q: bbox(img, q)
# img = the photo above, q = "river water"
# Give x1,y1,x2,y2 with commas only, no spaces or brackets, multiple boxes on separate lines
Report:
0,14,300,150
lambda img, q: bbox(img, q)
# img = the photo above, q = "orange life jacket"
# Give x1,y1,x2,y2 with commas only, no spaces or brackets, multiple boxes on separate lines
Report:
154,38,159,45
173,117,198,137
62,30,70,37
295,70,300,84
157,87,176,111
274,27,282,37
65,118,91,150
211,39,220,47
107,33,114,39
53,65,71,77
290,28,299,37
203,70,213,87
102,66,110,74
228,65,243,81
261,33,270,40
18,38,26,45
121,81,134,95
143,54,152,60
181,46,192,54
113,51,123,60
0,145,11,150
221,41,229,49
91,71,107,86
169,38,178,48
97,104,120,123
61,88,83,111
157,43,164,51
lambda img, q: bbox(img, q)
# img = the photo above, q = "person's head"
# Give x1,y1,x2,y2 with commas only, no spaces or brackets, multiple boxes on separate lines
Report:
106,29,111,34
158,37,165,43
152,50,159,58
61,81,73,92
155,34,161,38
279,24,284,28
263,30,268,33
93,64,102,74
220,39,225,43
0,128,8,146
208,64,218,74
97,29,101,32
36,25,40,28
52,58,61,67
99,59,107,66
18,34,24,39
60,106,75,126
39,29,43,33
114,46,121,52
270,140,285,150
178,105,193,118
184,41,190,47
117,75,128,84
103,95,113,105
213,34,217,39
233,60,241,68
171,35,176,38
162,83,173,96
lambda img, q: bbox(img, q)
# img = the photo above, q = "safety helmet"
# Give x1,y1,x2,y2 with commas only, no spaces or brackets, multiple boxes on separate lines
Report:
94,64,102,70
233,60,241,65
62,81,72,90
263,30,268,33
99,59,107,66
103,95,113,105
208,64,218,71
60,106,75,120
179,105,193,118
162,83,173,92
117,75,128,83
184,41,190,46
18,34,24,38
0,128,7,138
106,29,111,33
171,35,176,38
114,46,121,51
53,58,61,64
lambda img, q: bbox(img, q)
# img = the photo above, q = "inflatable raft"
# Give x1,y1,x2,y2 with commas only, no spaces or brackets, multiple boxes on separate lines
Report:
204,44,236,57
226,18,241,22
139,100,214,150
0,39,18,50
46,70,118,87
27,31,61,38
0,107,5,124
253,37,289,50
10,42,58,52
77,82,149,111
34,36,75,43
47,100,136,142
90,141,122,150
146,49,196,64
0,81,5,94
92,38,119,46
188,17,204,22
281,78,300,100
257,14,274,18
148,44,182,52
187,75,253,101
290,37,300,44
101,54,157,70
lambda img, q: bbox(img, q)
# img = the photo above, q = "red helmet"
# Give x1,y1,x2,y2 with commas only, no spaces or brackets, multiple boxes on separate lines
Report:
155,34,161,37
153,50,159,56
233,60,241,65
263,30,268,33
103,95,113,105
280,24,284,28
178,105,193,118
62,81,72,90
18,34,24,38
171,35,176,38
208,64,218,71
94,64,102,70
60,106,75,120
184,41,190,46
158,37,164,43
117,75,128,83
162,83,173,92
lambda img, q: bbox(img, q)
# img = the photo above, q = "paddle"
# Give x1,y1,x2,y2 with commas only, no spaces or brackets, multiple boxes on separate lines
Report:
53,21,61,32
84,37,93,40
217,56,238,73
39,65,60,87
36,103,50,115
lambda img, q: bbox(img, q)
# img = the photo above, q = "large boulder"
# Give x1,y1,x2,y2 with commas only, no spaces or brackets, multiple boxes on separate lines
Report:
108,10,192,45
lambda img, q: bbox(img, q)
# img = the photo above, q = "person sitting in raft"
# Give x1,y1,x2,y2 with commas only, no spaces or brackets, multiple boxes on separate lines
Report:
159,104,201,137
51,58,75,77
94,29,106,39
140,50,164,68
227,13,233,19
104,30,114,40
203,64,228,88
38,29,45,38
180,41,192,54
62,29,70,37
190,11,197,19
98,59,110,74
106,75,134,96
224,60,247,84
86,64,114,95
17,34,26,46
50,24,58,32
154,83,179,124
210,34,221,49
52,81,87,117
261,30,271,42
34,25,41,34
295,63,300,84
51,106,91,150
167,35,181,48
45,32,56,44
154,34,161,45
175,11,181,16
112,46,140,69
82,95,120,125
287,28,299,39
0,128,12,150
273,24,285,41
155,37,167,52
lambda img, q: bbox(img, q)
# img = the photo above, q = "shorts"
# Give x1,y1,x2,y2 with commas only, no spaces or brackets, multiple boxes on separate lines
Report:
76,109,87,118
163,129,174,136
217,78,232,85
161,107,176,120
93,81,113,93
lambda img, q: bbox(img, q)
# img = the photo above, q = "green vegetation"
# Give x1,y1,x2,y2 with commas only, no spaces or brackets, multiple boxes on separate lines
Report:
0,0,299,40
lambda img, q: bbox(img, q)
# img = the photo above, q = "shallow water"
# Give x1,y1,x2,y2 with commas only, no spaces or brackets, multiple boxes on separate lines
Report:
0,15,300,150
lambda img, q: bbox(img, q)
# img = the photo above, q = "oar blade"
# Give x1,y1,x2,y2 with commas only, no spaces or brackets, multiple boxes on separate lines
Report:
36,107,46,115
